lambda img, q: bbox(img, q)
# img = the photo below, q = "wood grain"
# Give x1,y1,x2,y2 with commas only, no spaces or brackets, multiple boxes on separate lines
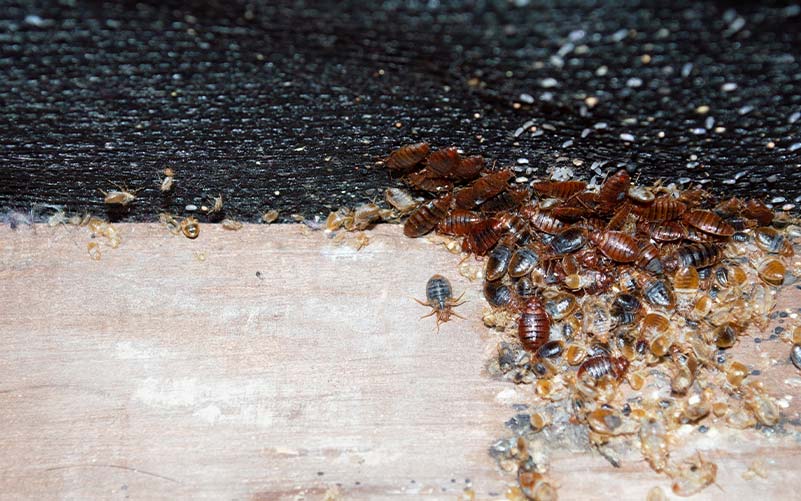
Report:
0,224,800,500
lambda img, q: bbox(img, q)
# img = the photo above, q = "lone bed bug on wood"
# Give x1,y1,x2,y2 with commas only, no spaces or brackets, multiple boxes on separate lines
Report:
414,274,465,331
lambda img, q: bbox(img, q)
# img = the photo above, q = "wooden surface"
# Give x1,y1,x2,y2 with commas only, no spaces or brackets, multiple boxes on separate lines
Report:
1,224,801,500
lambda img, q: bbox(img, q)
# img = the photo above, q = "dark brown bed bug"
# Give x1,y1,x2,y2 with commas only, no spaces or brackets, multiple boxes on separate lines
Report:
578,355,630,381
518,297,551,353
531,180,587,199
486,243,514,281
606,203,631,231
590,230,638,263
636,197,687,222
662,242,723,272
386,142,430,172
454,155,485,180
743,198,774,226
551,205,592,223
514,276,537,298
508,247,540,277
635,239,663,274
682,209,735,237
550,226,588,255
414,274,465,331
405,170,454,194
484,280,513,308
455,169,513,209
403,194,452,238
597,169,630,213
642,220,686,242
462,217,506,256
683,225,716,243
480,188,529,213
572,247,602,271
437,209,482,236
521,206,565,234
426,147,462,178
638,274,675,308
497,212,530,244
537,340,564,359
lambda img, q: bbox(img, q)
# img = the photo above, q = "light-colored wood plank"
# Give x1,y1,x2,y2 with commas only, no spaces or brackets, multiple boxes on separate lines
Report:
0,224,800,500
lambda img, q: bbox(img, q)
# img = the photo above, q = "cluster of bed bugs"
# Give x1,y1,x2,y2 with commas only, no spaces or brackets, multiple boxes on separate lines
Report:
386,142,799,499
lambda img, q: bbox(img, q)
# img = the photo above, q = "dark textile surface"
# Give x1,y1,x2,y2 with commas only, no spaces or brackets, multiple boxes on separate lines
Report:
1,0,800,221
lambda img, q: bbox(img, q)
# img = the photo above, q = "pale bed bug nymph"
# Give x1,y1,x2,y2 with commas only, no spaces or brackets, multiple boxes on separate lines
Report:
414,274,465,331
102,184,141,206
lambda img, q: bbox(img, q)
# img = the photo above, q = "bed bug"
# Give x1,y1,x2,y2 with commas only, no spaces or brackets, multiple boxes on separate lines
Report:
262,209,279,224
386,142,430,172
597,169,630,213
87,241,102,261
636,197,686,222
426,147,462,178
205,194,224,214
682,209,734,237
486,243,513,281
791,345,801,370
437,209,482,236
673,266,700,294
522,206,565,234
454,169,513,209
537,340,564,359
350,202,382,230
102,184,140,206
635,239,663,274
514,276,537,298
643,220,686,242
550,226,587,255
385,187,418,214
639,275,675,308
518,297,551,353
663,242,723,272
753,226,793,255
160,168,175,192
531,180,587,199
453,155,485,180
221,218,243,231
479,188,529,213
543,293,578,321
415,274,465,331
577,355,629,381
403,194,452,238
671,453,717,497
605,203,631,230
550,205,591,223
484,280,513,308
757,258,785,286
181,216,200,239
461,217,506,255
508,247,539,277
405,169,454,193
590,230,638,263
743,198,774,225
627,185,655,204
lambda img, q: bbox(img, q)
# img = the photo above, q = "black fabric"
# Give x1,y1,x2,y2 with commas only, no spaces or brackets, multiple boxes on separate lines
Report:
1,0,800,221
